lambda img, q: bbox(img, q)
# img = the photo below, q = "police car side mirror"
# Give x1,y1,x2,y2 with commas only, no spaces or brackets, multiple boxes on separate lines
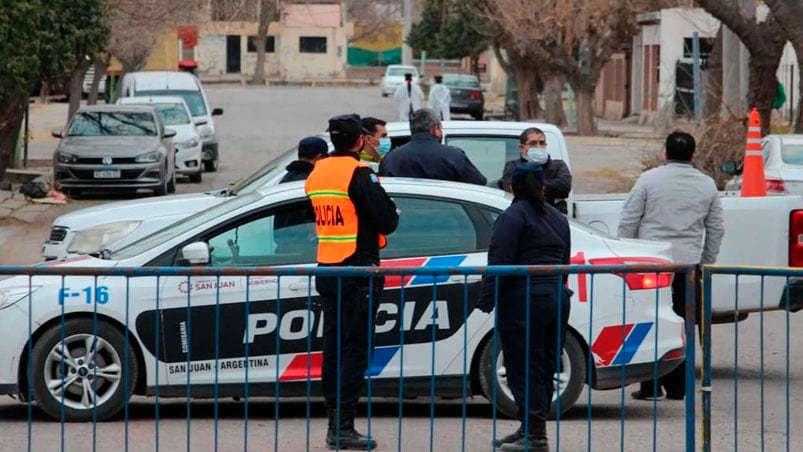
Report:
178,242,210,266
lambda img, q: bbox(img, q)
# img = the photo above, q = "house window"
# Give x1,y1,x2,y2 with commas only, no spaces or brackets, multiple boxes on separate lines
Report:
247,36,275,53
299,37,327,54
682,37,714,59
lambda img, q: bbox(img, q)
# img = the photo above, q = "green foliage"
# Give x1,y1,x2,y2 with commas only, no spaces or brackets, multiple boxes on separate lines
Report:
0,0,45,100
407,0,490,60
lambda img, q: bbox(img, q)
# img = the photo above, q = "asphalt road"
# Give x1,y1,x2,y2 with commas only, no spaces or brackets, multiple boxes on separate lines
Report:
0,86,800,451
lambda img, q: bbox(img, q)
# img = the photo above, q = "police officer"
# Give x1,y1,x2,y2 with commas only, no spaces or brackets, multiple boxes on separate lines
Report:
477,163,571,452
279,136,329,183
378,108,487,185
305,114,399,450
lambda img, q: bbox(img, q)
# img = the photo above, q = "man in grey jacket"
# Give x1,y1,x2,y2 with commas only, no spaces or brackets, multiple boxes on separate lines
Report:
617,130,725,401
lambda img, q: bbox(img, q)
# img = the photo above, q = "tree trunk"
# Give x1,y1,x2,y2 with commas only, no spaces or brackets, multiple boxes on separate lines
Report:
513,66,542,120
747,57,783,136
251,0,272,85
543,74,566,127
0,96,27,179
795,59,803,133
68,62,90,121
573,84,598,136
88,55,111,105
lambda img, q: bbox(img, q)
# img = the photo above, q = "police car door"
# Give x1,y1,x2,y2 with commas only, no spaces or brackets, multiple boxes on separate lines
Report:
375,195,492,383
156,199,319,388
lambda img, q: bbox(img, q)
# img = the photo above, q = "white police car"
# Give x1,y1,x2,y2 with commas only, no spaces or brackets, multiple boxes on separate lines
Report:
11,179,684,421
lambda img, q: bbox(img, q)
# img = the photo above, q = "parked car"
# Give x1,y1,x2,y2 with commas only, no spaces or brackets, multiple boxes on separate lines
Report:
722,134,803,194
442,73,485,120
380,65,420,97
3,179,684,422
118,71,223,172
52,105,177,197
81,65,106,97
118,96,204,183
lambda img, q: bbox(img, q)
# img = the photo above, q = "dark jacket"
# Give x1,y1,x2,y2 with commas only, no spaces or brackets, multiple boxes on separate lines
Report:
477,198,571,312
499,157,572,214
280,160,315,183
378,133,487,185
324,151,399,267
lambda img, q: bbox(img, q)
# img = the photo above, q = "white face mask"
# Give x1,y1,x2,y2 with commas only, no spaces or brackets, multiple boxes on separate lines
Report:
526,148,549,164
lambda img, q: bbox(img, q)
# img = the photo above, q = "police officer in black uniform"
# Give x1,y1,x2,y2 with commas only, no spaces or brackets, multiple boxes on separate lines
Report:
306,114,399,450
477,163,572,452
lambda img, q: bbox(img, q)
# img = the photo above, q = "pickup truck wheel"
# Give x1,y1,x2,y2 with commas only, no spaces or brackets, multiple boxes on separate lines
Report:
478,331,586,419
167,171,176,193
30,318,138,422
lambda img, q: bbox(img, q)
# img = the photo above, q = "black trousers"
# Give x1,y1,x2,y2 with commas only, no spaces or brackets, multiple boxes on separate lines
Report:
640,269,701,398
316,275,383,411
499,284,571,422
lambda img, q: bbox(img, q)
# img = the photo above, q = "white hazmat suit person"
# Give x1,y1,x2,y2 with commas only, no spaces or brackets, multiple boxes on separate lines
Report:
394,73,424,121
427,75,451,120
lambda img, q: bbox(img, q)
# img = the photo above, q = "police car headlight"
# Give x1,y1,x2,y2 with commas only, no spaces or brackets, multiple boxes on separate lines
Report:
67,221,141,254
0,286,41,310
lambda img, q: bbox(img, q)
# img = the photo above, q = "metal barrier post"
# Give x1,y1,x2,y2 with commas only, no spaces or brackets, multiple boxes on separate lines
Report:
702,267,713,452
683,267,696,451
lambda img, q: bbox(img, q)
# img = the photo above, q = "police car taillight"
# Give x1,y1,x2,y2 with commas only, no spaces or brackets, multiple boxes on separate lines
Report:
588,257,674,290
788,210,803,267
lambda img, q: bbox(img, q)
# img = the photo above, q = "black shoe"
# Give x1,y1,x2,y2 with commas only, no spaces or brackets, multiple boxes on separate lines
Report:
499,435,548,452
325,409,377,450
665,392,685,400
631,389,664,400
493,424,524,448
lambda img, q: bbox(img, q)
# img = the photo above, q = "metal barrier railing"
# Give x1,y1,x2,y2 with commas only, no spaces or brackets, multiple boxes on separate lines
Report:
702,265,801,452
0,263,699,451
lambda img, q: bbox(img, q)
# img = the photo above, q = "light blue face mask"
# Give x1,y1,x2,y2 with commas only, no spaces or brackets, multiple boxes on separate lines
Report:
378,138,392,155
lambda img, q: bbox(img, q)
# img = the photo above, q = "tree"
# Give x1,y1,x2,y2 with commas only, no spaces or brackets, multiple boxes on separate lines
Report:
407,0,491,69
346,0,404,45
477,0,651,135
0,0,107,180
695,0,787,136
764,0,803,133
251,0,277,85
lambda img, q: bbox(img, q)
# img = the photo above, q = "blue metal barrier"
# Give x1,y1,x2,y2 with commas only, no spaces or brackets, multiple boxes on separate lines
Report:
701,265,801,452
0,263,701,451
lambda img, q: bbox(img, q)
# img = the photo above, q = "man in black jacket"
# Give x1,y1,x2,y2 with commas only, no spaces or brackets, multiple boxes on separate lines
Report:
279,136,329,183
499,127,572,214
378,108,487,185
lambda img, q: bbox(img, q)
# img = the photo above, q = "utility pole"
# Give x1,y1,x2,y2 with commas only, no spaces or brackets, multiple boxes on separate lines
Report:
402,0,413,65
721,27,741,118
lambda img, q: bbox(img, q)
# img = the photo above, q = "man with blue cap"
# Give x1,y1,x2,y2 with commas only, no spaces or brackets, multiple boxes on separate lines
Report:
279,136,330,183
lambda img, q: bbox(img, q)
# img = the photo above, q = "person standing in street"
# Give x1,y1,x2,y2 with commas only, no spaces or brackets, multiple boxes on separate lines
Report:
393,73,424,121
617,130,724,401
305,114,399,450
359,117,391,164
427,75,451,121
279,136,329,183
476,163,572,452
378,108,487,185
499,127,572,214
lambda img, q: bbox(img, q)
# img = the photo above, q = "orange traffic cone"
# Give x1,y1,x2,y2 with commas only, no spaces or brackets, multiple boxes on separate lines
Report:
740,107,767,197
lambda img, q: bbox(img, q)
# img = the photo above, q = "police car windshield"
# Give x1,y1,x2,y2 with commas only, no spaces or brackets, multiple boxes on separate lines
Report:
228,148,297,195
110,193,262,260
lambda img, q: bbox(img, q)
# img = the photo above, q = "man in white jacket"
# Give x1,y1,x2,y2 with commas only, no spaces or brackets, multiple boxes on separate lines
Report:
617,130,725,401
393,73,424,121
427,75,451,120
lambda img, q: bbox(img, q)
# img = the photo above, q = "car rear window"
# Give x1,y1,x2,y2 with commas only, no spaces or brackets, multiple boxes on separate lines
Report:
67,111,157,137
388,67,416,77
443,75,480,87
781,144,803,165
137,90,207,117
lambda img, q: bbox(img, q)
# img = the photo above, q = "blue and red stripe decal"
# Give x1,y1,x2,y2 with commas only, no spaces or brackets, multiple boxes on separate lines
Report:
279,346,400,381
381,255,467,288
591,322,653,366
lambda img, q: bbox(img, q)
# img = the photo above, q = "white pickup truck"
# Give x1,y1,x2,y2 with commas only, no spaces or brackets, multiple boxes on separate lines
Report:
44,121,803,317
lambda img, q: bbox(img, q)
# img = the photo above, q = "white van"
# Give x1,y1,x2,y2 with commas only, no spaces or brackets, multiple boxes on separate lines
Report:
118,71,223,172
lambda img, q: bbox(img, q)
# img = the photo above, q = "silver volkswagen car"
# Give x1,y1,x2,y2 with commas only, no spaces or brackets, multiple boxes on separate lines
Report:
52,105,177,196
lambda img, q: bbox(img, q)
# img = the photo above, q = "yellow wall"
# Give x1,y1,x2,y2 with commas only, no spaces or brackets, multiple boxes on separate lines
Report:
108,29,180,72
350,24,402,51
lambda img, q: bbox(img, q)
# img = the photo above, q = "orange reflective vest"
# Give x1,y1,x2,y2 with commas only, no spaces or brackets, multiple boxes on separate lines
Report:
305,156,387,264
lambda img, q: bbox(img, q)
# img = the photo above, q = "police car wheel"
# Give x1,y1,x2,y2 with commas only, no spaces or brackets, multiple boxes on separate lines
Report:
478,331,586,419
30,318,138,422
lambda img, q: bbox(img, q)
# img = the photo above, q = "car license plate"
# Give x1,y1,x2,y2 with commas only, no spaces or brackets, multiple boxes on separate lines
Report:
94,169,120,179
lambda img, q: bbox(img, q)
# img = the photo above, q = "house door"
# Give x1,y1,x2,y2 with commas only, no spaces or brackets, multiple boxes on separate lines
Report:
226,35,241,74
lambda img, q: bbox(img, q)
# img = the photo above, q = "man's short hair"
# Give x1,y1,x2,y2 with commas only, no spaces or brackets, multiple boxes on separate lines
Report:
519,127,545,144
361,117,387,135
297,136,329,160
404,73,413,81
410,108,441,134
434,75,443,83
665,131,696,161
